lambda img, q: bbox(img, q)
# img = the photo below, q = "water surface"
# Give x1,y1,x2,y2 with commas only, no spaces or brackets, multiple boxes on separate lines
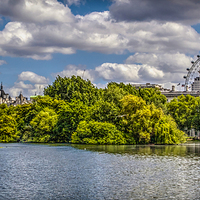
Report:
0,143,200,199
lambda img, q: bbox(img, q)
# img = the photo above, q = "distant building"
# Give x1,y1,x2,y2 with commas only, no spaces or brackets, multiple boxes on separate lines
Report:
161,76,200,102
191,77,200,91
161,86,200,102
131,83,163,90
0,83,30,106
12,92,30,106
0,82,12,105
131,80,200,102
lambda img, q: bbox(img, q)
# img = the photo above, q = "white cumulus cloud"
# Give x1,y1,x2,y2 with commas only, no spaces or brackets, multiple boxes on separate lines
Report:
95,63,140,82
0,1,200,59
8,71,50,97
53,64,97,82
0,0,74,23
126,52,193,73
18,71,49,84
0,60,7,65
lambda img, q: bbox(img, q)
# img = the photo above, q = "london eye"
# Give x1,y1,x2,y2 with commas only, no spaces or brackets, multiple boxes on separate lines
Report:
183,55,200,91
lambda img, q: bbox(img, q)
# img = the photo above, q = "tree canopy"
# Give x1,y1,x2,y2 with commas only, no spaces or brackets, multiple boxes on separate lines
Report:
0,76,188,144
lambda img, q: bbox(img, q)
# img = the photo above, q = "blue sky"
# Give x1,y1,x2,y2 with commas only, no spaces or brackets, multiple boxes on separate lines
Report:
0,0,200,97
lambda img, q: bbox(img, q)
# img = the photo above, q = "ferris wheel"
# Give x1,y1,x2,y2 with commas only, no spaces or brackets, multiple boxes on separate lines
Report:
183,55,200,91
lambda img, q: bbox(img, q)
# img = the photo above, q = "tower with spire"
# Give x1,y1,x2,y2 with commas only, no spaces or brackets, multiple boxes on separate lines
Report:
0,82,11,104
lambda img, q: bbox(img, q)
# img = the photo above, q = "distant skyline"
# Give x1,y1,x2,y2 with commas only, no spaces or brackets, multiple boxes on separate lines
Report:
0,0,200,97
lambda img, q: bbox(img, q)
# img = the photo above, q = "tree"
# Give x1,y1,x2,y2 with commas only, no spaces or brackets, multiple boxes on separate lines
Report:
0,114,19,142
30,107,58,142
167,95,197,130
71,120,126,144
154,115,186,144
53,100,90,142
44,75,101,105
89,100,120,124
120,95,186,144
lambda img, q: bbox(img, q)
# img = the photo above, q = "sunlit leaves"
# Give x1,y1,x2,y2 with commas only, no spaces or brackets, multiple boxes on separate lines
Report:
71,121,126,144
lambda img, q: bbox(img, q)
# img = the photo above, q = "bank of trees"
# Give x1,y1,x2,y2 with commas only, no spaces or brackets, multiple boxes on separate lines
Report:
0,76,187,144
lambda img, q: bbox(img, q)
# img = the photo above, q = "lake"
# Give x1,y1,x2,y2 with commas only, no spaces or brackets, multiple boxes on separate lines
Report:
0,143,200,199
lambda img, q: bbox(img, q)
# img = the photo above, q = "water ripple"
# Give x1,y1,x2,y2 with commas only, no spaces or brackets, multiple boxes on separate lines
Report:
0,143,199,199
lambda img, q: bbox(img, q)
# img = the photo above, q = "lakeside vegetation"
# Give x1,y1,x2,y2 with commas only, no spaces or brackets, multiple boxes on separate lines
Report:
1,75,199,144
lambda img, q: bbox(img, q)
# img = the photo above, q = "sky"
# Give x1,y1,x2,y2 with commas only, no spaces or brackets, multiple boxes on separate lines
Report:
0,0,200,98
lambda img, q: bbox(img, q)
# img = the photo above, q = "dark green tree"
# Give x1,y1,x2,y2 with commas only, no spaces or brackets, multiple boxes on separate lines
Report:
44,75,101,105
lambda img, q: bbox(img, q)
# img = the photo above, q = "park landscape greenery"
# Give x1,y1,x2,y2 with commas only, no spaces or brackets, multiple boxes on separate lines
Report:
1,75,199,144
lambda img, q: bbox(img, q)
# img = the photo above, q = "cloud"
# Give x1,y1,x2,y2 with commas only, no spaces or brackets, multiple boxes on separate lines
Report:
95,62,167,83
0,1,200,59
8,87,23,98
0,60,7,65
126,52,192,73
53,64,97,82
53,52,196,86
14,81,34,89
95,63,140,82
54,63,141,83
65,0,83,6
125,52,195,83
110,0,200,25
8,71,49,97
94,52,195,84
0,0,74,23
18,71,49,84
95,62,186,86
138,65,164,81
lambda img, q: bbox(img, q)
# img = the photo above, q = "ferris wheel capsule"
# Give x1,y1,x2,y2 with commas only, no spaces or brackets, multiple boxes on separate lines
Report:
191,61,194,64
197,55,200,58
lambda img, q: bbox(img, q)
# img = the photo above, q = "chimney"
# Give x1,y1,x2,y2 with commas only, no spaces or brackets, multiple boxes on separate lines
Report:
172,85,175,92
186,86,188,92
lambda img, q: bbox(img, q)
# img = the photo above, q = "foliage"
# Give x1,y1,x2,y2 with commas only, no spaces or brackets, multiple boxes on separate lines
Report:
0,114,19,142
30,107,58,142
52,100,90,142
154,115,187,144
106,82,167,108
44,75,101,105
167,95,198,130
103,83,128,107
89,100,120,123
0,76,190,144
120,95,186,144
71,121,126,144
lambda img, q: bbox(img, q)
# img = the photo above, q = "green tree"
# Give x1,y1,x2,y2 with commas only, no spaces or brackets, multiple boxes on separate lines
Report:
30,107,58,142
120,95,186,144
0,114,19,142
89,100,120,123
44,75,101,105
154,115,186,144
103,83,128,108
71,120,126,144
53,100,90,142
167,95,197,130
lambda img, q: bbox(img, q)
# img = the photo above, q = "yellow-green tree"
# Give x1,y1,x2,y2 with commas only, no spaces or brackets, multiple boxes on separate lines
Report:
120,95,186,144
0,114,19,142
71,120,126,144
30,107,58,142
